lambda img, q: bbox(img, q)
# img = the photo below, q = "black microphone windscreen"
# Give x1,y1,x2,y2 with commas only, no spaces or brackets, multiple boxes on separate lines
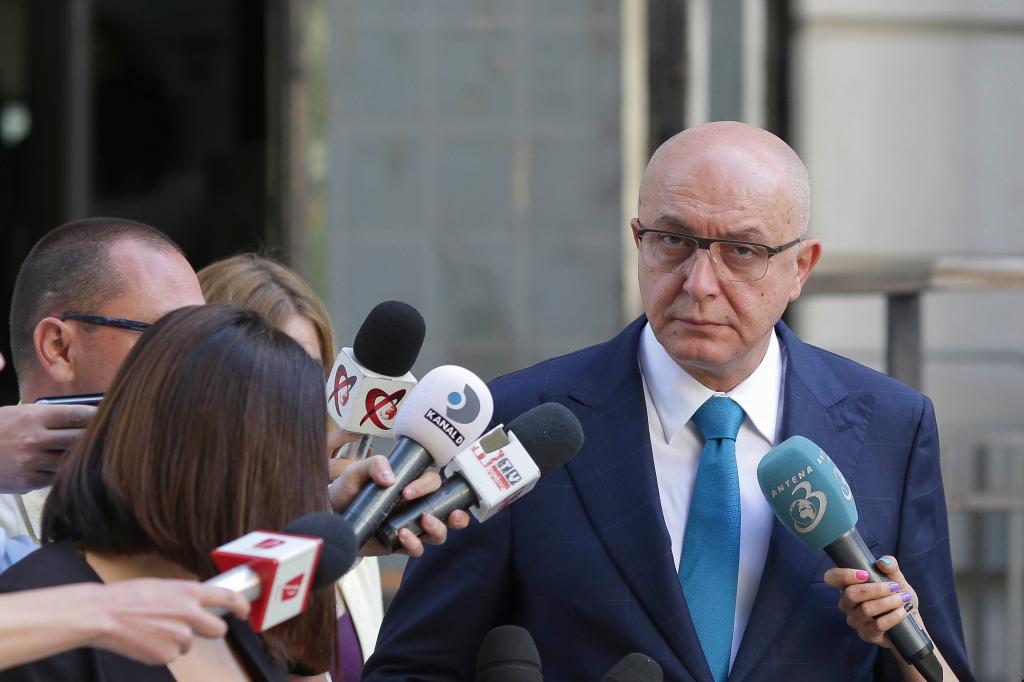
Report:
283,512,358,590
352,300,426,377
476,625,542,682
505,403,584,476
601,653,663,682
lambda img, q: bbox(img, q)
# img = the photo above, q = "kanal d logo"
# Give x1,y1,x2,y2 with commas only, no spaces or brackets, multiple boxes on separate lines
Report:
446,384,481,424
359,388,407,429
329,364,357,413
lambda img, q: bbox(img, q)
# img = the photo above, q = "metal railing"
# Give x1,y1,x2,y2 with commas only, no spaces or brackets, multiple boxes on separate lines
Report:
947,430,1024,682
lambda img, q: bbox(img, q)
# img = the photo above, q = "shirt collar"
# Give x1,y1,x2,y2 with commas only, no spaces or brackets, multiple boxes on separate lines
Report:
638,323,783,445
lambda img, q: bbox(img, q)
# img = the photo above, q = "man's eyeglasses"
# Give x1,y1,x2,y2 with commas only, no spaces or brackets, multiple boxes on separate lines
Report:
634,223,802,283
60,313,152,333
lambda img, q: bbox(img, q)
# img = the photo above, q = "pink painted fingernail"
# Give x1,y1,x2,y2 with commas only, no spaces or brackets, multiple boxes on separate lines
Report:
889,582,901,592
901,592,912,603
855,570,869,581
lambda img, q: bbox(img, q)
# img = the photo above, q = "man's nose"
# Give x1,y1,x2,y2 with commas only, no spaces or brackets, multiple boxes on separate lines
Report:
681,248,720,298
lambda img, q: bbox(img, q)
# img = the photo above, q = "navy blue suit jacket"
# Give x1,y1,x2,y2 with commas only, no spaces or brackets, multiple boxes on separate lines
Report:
365,318,973,681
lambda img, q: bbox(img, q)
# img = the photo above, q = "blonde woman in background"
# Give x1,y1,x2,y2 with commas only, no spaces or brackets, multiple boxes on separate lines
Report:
198,254,383,682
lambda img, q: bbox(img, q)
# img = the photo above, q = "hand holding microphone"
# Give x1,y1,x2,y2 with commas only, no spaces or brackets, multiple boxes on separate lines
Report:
0,402,96,493
0,580,251,671
328,454,471,556
333,364,494,548
757,436,950,682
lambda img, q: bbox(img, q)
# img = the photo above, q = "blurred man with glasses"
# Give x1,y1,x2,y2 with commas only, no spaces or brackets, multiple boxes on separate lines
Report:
366,122,972,681
0,218,203,567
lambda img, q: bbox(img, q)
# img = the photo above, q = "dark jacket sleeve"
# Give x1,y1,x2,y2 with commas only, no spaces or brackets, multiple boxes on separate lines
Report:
363,501,514,681
874,397,974,681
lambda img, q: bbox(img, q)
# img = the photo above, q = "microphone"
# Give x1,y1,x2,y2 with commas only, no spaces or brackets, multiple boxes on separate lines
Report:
326,301,426,459
756,436,943,682
476,625,543,682
376,402,584,551
342,364,494,546
206,512,357,631
600,653,663,682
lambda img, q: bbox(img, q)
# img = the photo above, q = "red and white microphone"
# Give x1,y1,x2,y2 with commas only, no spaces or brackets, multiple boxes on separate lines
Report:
205,512,357,631
326,301,426,459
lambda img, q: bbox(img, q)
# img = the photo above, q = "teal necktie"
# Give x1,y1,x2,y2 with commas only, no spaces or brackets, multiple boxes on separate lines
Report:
678,396,745,682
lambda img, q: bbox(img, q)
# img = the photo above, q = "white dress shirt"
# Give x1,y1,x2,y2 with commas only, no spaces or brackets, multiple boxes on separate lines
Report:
638,323,785,669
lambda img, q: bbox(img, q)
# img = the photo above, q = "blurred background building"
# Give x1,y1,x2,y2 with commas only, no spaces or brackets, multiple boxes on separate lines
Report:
0,1,1021,678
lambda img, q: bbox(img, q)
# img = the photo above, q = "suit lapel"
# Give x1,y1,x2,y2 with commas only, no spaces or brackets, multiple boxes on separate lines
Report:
559,317,711,682
728,322,875,682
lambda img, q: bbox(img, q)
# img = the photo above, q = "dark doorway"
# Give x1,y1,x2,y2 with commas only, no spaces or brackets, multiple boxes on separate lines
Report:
0,0,283,404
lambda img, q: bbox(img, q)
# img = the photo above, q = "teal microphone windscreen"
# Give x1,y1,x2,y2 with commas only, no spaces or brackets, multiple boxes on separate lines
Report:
756,435,859,550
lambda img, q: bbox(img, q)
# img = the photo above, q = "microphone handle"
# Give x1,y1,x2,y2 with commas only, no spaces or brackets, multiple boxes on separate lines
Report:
342,437,432,546
376,475,477,551
351,434,373,460
825,529,943,682
203,564,262,616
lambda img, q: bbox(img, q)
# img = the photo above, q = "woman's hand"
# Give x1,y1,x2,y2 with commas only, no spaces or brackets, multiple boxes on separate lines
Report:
825,556,961,682
825,555,917,649
327,455,470,557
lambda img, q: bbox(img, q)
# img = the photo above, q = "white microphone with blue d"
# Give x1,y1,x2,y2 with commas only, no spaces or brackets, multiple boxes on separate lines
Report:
341,365,494,547
757,436,942,682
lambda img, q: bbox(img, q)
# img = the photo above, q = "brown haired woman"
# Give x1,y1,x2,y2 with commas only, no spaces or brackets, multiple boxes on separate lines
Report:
199,255,385,681
0,305,336,681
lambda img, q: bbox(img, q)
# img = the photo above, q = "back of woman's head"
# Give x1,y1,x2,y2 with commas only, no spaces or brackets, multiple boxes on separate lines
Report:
43,303,329,573
197,254,334,370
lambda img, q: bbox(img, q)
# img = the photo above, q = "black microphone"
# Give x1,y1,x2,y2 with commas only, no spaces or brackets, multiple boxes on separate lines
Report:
476,625,543,682
205,512,358,631
376,402,584,551
326,300,426,459
340,365,494,547
757,436,943,682
600,653,663,682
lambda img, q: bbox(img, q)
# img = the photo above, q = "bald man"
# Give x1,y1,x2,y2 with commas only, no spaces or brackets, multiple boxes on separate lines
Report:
364,123,971,681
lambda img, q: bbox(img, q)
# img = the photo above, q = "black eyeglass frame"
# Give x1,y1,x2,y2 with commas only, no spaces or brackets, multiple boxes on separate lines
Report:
634,224,803,281
60,312,152,333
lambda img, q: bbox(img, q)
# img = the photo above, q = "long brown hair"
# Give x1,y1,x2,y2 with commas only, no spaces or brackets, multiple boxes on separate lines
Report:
197,253,335,370
43,304,335,669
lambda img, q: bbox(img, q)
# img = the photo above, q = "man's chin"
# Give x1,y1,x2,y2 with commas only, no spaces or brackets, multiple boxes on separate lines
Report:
662,342,732,372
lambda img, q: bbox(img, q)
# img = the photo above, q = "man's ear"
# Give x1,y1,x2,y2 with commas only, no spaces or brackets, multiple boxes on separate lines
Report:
788,238,822,303
32,317,77,385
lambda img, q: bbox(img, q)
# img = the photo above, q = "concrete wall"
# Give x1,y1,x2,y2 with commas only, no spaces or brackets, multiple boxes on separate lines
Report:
325,2,623,383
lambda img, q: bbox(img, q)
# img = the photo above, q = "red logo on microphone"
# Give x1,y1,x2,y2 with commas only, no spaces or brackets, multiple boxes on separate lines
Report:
253,538,285,549
359,388,407,429
329,364,358,413
280,574,305,601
